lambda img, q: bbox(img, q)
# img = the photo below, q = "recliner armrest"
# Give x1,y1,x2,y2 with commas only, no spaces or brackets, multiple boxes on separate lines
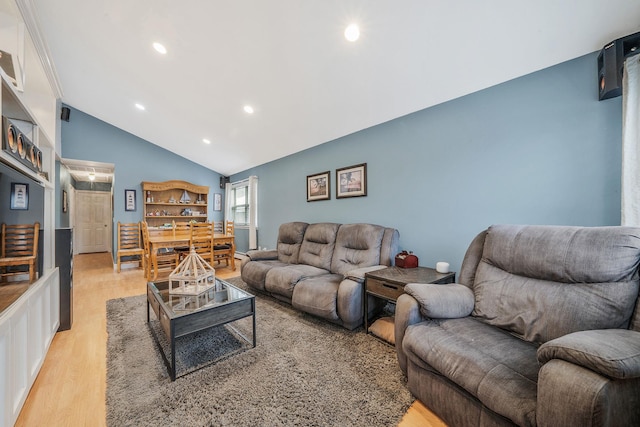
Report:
404,283,475,319
245,249,278,261
538,329,640,379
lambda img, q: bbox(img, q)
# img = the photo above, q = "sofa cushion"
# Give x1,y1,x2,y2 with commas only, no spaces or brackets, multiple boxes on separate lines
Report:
330,223,385,275
298,223,340,271
473,225,640,343
292,274,343,321
276,222,308,264
241,260,289,291
264,264,329,299
403,317,539,427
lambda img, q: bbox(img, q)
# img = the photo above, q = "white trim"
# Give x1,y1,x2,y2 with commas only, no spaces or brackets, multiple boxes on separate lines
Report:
15,0,64,98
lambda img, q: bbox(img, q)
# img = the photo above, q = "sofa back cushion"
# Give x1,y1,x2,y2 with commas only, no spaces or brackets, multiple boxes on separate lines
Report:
330,223,385,275
472,225,640,344
298,223,341,271
277,222,309,264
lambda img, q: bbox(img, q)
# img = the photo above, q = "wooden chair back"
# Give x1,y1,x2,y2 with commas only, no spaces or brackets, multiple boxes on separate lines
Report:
141,221,179,280
190,222,214,264
225,220,234,236
116,222,145,273
0,222,40,283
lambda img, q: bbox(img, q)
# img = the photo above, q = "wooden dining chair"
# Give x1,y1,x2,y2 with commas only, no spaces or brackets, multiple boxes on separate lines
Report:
213,220,235,270
141,221,178,280
0,222,40,284
172,220,191,259
116,222,145,273
190,222,214,265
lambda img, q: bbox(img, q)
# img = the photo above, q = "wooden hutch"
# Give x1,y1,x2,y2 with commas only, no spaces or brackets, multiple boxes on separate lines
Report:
142,180,209,227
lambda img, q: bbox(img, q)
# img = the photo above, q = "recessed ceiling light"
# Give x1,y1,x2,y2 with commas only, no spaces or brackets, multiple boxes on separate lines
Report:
153,42,167,54
344,24,360,42
243,105,254,114
203,138,211,144
135,103,145,111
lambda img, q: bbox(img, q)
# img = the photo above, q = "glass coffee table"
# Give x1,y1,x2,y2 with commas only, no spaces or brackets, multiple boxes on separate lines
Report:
146,278,256,380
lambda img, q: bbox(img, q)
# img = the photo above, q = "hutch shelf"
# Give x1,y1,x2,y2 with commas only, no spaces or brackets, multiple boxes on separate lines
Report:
142,180,209,227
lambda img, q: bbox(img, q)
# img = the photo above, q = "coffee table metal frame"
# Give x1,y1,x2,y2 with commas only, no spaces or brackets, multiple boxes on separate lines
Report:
146,278,256,381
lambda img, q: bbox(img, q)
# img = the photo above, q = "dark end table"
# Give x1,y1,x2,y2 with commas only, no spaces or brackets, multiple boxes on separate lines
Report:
364,266,456,334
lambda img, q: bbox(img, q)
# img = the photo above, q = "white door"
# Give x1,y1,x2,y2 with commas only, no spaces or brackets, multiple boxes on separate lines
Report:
75,191,111,253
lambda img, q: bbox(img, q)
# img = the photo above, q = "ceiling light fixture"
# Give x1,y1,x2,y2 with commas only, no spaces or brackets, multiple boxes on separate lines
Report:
344,23,360,42
243,105,254,114
153,42,167,54
203,138,211,144
135,103,145,111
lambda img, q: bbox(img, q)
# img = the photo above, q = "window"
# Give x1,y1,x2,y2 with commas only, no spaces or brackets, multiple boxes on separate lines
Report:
225,176,258,250
230,184,249,226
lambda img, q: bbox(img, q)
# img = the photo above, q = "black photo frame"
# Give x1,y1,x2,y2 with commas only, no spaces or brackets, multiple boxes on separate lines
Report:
125,189,136,212
306,171,330,202
10,182,28,210
336,163,367,198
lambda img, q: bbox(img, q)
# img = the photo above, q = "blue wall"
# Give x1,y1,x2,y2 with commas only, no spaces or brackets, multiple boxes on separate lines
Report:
232,52,623,272
60,107,225,255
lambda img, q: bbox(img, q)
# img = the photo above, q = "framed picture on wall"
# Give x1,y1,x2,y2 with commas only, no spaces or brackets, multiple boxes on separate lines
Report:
62,190,68,213
336,163,367,198
307,171,330,202
125,189,136,212
214,193,222,211
10,182,28,210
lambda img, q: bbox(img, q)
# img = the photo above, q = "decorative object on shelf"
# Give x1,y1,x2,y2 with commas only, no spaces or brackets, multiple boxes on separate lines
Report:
214,193,222,211
62,190,68,213
10,182,28,210
180,190,191,203
395,250,418,268
336,163,367,198
307,171,330,202
2,117,42,173
169,196,176,203
125,189,136,212
196,194,205,204
0,49,24,92
168,246,215,296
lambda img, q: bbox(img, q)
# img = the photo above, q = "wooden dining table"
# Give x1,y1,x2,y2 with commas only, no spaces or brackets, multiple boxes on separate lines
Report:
146,230,235,280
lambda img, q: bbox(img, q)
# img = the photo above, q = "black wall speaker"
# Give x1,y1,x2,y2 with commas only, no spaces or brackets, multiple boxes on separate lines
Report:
598,31,640,100
60,106,70,122
219,176,230,188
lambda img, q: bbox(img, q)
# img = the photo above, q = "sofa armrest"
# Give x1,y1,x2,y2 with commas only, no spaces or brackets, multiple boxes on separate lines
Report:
404,283,474,319
395,293,425,375
245,249,278,261
538,329,640,379
343,265,388,284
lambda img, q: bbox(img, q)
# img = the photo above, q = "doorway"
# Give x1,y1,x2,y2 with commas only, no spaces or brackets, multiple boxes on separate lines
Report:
75,190,112,253
60,158,115,255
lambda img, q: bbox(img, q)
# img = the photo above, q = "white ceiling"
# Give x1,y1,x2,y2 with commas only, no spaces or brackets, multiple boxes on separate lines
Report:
29,0,640,176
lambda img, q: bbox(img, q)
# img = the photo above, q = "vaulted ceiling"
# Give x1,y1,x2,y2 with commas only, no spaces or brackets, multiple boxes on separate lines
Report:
29,0,640,176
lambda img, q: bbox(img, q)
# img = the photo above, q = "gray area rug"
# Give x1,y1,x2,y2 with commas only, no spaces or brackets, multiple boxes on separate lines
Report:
106,277,413,426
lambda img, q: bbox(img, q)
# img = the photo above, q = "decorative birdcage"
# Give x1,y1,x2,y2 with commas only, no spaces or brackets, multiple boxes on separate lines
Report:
168,246,215,295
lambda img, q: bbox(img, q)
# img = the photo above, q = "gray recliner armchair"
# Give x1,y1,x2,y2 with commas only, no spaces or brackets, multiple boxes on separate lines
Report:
395,224,640,427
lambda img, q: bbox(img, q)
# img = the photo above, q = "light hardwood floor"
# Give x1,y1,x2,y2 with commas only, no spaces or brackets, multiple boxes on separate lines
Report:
15,252,445,427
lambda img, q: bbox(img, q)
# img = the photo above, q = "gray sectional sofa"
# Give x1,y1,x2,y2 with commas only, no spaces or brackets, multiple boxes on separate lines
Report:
395,224,640,427
241,222,399,329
